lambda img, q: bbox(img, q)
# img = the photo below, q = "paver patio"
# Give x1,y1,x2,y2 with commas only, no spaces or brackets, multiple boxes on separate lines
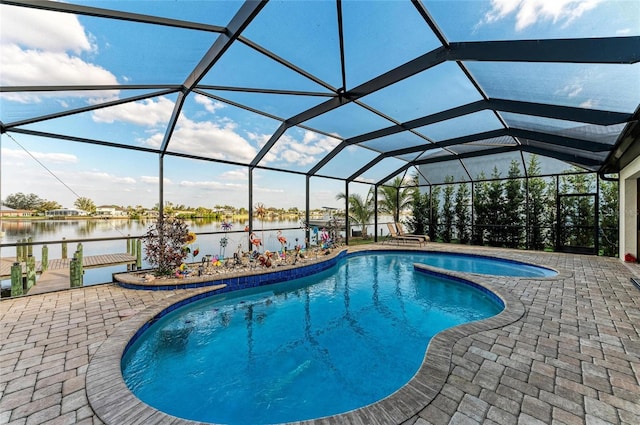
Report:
1,244,639,425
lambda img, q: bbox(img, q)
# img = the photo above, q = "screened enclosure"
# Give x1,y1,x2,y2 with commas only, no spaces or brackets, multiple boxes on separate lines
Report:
1,0,639,253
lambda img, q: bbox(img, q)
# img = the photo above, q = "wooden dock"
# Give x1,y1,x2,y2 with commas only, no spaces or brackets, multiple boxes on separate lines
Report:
1,253,136,295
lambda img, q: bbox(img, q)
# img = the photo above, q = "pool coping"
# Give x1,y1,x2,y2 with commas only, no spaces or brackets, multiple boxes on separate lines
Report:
86,248,546,425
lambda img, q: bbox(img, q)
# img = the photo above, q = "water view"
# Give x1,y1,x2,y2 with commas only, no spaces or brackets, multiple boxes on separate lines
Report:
1,217,390,289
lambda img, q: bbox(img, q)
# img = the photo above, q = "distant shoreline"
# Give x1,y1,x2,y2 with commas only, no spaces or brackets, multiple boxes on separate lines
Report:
0,214,313,222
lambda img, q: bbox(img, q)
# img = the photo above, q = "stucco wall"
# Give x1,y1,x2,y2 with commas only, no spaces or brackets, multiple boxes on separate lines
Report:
619,155,640,260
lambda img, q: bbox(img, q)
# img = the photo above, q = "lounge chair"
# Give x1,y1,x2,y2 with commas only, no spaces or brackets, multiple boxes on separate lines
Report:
385,223,424,246
395,222,430,243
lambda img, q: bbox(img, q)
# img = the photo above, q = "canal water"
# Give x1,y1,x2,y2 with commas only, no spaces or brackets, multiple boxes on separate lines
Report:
0,218,302,289
1,217,391,291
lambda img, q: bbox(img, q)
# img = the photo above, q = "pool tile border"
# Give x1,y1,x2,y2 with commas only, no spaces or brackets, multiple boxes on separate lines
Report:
87,249,529,425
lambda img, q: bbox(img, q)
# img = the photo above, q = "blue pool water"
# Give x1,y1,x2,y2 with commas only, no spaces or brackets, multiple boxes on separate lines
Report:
122,253,507,424
405,251,557,277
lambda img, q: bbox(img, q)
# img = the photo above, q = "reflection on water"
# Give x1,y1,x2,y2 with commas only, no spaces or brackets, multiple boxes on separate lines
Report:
1,217,391,290
1,219,309,286
0,217,314,242
0,218,158,241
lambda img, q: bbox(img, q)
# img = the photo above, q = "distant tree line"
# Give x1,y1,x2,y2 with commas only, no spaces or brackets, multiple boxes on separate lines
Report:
2,192,62,214
3,155,620,258
405,155,619,257
1,193,306,221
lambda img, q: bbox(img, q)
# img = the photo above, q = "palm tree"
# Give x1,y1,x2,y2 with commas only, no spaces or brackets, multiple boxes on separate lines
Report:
378,176,415,223
336,189,374,238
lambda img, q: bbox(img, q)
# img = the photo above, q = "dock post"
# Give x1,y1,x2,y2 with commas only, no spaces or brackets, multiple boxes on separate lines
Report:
16,239,24,262
62,238,67,259
42,245,49,271
11,262,23,297
26,255,36,291
126,236,132,270
127,235,136,271
76,244,83,276
76,244,84,285
27,237,33,257
70,258,78,287
136,239,142,269
70,254,83,287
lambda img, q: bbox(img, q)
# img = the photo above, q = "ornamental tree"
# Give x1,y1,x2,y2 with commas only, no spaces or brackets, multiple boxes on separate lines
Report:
143,216,189,276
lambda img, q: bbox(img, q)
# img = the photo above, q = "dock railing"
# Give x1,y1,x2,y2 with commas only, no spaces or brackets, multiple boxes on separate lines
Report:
1,234,143,297
1,226,308,297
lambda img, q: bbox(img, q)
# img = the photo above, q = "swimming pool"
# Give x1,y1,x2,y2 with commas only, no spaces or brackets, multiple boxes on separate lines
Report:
394,251,557,277
121,253,505,424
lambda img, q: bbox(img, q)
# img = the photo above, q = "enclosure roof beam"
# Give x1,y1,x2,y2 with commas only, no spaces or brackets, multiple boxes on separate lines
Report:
0,84,184,93
448,37,640,64
183,1,266,90
1,0,225,32
252,36,638,173
519,145,603,169
377,163,414,187
195,85,334,97
277,47,451,171
309,99,629,174
375,138,609,186
509,129,613,152
346,156,387,182
486,99,633,126
407,144,601,170
7,128,162,154
382,127,611,159
3,89,180,130
306,99,473,176
412,146,520,167
601,106,640,173
237,36,338,94
161,0,265,154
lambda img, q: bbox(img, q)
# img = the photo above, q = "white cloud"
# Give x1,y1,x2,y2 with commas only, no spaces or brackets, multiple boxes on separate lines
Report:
282,150,304,163
353,177,375,184
219,168,248,180
0,5,119,102
194,94,226,114
616,28,631,35
140,175,158,184
143,117,257,162
302,131,320,144
1,5,93,53
252,130,341,166
0,44,119,101
254,186,285,194
260,149,278,164
558,83,583,98
92,96,175,127
79,171,136,185
482,0,602,31
1,147,77,164
579,99,598,109
247,132,272,149
178,180,247,193
140,176,172,185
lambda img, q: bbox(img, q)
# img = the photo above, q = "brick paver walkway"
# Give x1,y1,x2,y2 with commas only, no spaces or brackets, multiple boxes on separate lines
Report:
1,244,639,425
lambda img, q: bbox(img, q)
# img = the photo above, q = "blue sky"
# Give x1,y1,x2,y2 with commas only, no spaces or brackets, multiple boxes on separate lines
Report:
1,0,638,210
